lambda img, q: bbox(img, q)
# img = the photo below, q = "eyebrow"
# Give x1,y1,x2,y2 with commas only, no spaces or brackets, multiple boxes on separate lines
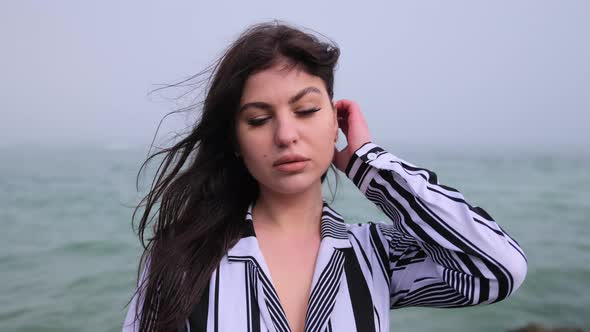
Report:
239,86,322,113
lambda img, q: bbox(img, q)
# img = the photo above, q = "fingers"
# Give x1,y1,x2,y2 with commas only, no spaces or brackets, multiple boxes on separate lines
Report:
335,99,358,113
335,99,359,124
333,99,371,152
335,99,354,135
335,99,354,109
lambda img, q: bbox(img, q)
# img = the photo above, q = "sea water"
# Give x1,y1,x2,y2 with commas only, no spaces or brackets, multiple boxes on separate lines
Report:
1,143,588,331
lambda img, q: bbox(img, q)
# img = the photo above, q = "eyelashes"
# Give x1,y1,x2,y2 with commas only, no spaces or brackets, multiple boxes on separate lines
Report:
298,107,321,115
247,108,321,127
247,118,268,126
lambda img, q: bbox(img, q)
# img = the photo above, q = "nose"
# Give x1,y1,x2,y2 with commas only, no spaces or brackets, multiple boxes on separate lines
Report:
274,113,299,148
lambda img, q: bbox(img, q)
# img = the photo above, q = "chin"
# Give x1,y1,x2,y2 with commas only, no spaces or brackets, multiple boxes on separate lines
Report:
262,174,322,195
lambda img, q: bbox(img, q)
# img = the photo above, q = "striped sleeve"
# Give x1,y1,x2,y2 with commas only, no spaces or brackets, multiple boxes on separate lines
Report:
344,142,528,309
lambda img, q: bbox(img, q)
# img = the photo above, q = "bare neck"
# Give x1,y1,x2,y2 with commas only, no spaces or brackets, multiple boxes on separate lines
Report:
253,183,324,238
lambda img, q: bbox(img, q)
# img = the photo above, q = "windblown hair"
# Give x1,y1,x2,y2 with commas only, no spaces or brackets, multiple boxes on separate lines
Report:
129,21,341,331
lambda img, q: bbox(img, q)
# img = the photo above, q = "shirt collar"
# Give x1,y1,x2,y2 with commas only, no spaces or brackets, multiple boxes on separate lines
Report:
227,199,352,261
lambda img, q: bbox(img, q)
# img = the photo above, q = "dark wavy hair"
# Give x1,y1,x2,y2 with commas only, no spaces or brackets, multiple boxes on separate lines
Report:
128,21,341,331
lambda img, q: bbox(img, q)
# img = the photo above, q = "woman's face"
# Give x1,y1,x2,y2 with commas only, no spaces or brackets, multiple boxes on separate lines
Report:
235,61,338,196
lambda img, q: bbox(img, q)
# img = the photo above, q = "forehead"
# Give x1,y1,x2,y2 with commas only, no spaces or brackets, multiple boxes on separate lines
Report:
240,63,326,103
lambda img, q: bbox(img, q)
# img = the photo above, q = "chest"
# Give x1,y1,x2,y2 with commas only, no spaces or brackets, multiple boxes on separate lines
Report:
257,235,320,332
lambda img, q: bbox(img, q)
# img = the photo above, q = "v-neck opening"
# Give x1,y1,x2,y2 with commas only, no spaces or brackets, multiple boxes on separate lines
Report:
228,199,353,332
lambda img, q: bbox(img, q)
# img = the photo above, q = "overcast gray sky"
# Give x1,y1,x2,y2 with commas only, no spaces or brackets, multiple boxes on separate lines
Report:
1,1,588,151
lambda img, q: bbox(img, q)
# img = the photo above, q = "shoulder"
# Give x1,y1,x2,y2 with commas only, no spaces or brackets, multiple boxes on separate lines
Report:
344,220,418,250
344,221,394,246
345,219,394,234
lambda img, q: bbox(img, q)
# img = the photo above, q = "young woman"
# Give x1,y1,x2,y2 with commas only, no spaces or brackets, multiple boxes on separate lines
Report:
123,21,528,332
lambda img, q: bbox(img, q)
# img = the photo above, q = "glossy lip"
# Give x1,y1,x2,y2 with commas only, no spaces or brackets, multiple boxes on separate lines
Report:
273,154,310,167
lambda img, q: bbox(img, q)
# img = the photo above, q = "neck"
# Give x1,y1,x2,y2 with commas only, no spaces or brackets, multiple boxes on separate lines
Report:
253,182,324,237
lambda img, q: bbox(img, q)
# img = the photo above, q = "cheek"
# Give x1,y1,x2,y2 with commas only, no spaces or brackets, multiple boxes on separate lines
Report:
238,133,271,173
313,116,337,145
310,123,336,162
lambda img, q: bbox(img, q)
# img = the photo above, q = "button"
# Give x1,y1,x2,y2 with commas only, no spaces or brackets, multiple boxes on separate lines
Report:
367,152,377,161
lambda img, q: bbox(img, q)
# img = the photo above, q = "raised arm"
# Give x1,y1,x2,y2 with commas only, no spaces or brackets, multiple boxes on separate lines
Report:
345,142,528,308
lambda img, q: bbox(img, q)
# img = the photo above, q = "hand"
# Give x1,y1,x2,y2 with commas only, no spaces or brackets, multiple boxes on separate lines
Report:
332,99,372,173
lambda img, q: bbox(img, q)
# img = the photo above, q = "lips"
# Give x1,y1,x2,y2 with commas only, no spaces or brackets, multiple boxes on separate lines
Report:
273,154,310,167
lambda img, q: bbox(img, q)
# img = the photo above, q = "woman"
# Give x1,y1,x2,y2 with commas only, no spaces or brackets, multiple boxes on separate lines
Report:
123,21,528,332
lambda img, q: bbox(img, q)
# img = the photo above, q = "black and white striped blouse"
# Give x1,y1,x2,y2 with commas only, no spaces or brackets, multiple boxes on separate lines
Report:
123,142,528,332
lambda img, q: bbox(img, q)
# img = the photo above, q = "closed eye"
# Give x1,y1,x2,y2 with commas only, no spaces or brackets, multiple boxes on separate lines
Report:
246,108,321,127
297,108,321,116
247,117,269,126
